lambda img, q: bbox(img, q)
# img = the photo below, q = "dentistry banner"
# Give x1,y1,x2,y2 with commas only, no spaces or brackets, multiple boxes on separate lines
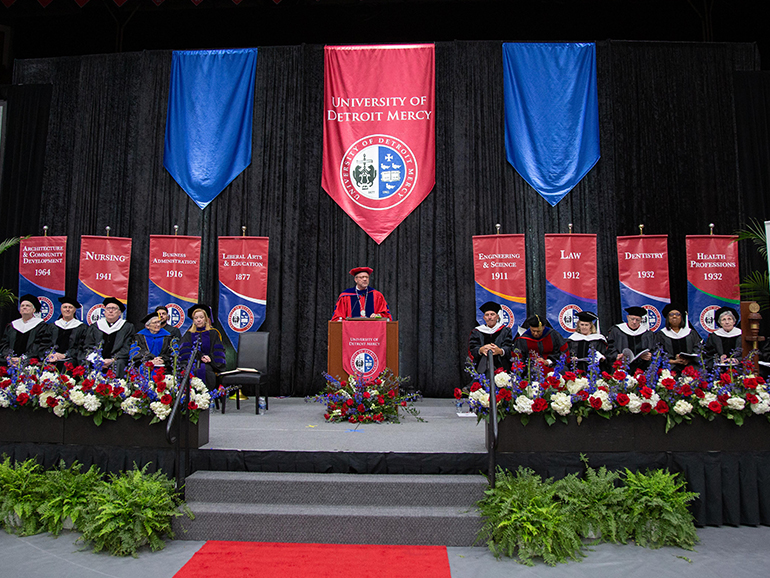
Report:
218,236,269,350
686,235,740,339
545,234,597,338
322,44,435,244
616,235,670,332
77,236,132,325
148,235,201,335
341,320,387,381
18,236,67,323
472,234,527,329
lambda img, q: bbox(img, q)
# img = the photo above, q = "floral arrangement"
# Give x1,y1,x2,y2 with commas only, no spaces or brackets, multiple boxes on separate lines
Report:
310,368,422,423
460,346,770,431
0,348,218,425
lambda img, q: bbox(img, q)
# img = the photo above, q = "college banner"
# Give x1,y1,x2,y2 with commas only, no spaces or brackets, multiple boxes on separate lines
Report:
18,236,67,323
545,234,597,338
472,235,527,329
322,44,435,244
616,235,670,332
148,235,201,335
77,236,132,325
686,235,740,339
341,320,387,381
218,236,269,350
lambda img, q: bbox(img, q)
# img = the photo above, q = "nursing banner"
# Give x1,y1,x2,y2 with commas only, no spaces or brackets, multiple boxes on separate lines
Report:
341,320,387,381
686,235,740,339
545,234,597,338
218,236,269,350
472,235,527,329
148,235,201,335
322,44,435,244
77,236,132,325
616,235,670,332
18,236,67,323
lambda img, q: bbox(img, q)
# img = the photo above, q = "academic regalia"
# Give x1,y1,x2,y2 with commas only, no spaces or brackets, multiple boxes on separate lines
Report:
606,323,657,371
161,324,182,341
0,317,52,361
703,327,742,369
179,328,227,390
84,317,136,377
657,326,702,369
49,318,87,366
567,332,607,372
514,326,568,366
468,323,513,374
135,327,174,367
331,287,391,320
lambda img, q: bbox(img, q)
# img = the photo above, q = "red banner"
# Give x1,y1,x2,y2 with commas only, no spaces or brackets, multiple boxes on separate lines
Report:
472,235,527,328
322,44,436,244
77,236,132,324
616,235,670,331
18,236,67,323
341,320,387,380
148,236,201,333
544,234,597,337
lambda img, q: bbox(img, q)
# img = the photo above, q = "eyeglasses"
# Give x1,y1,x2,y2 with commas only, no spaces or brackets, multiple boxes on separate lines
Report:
104,306,121,312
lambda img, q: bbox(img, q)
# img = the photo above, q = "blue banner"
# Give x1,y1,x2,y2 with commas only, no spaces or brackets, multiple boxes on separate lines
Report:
19,277,63,324
218,282,267,351
148,281,196,335
474,283,527,331
164,48,258,209
503,43,600,206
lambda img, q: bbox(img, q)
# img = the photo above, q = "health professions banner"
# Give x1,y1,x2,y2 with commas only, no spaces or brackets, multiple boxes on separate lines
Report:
77,236,132,325
218,237,269,351
19,237,67,323
472,235,526,329
616,236,670,332
686,235,740,339
342,320,387,381
322,44,435,245
545,234,597,338
148,235,201,335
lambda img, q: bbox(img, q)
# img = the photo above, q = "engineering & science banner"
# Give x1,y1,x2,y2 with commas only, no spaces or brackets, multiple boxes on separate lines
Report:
616,235,670,332
19,236,67,323
148,235,201,335
472,234,526,329
77,236,132,325
545,234,597,338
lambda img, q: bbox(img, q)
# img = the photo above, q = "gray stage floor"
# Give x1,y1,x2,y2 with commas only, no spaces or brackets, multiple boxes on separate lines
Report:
204,396,487,453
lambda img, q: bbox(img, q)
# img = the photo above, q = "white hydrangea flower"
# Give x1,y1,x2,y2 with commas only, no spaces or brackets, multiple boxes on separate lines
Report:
591,389,613,411
53,404,66,417
514,395,534,414
121,398,140,416
69,390,86,406
626,377,638,389
567,377,588,395
659,369,673,380
550,392,572,416
193,391,211,410
470,389,490,408
648,391,661,405
699,392,717,408
726,397,745,411
0,395,10,408
750,401,770,415
528,382,541,398
150,401,171,420
627,393,643,414
83,394,101,412
15,384,29,395
38,391,55,408
674,400,693,415
190,377,206,392
494,372,512,388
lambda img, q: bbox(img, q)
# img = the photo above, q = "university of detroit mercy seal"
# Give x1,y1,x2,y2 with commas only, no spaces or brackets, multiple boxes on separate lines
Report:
228,304,255,333
340,135,418,211
350,348,380,379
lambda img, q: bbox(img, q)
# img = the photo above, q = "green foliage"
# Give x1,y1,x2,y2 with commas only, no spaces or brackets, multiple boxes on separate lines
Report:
739,270,769,311
77,463,192,557
0,456,46,536
37,461,103,536
0,237,24,309
734,218,768,259
620,468,699,550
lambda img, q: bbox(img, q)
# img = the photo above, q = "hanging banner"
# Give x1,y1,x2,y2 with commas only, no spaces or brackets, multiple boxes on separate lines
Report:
545,234,597,338
472,234,527,329
686,235,740,339
341,320,387,381
218,236,269,350
77,236,132,325
18,236,67,323
616,235,670,332
148,235,201,335
322,44,436,244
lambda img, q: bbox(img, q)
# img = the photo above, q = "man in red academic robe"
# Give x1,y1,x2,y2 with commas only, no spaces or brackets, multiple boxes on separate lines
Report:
331,267,392,321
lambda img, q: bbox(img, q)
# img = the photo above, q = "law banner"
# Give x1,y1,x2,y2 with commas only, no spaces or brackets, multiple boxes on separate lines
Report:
19,236,67,323
686,235,740,339
341,320,387,381
322,44,435,244
472,234,527,329
616,235,670,332
148,235,201,335
77,236,132,325
545,234,597,338
218,236,269,350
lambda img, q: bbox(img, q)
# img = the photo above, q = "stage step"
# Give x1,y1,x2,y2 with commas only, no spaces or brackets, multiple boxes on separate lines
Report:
175,471,488,546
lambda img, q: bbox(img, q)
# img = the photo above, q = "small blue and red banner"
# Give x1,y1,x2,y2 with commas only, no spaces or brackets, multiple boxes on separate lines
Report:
545,234,597,338
472,234,527,329
19,236,67,323
77,236,132,324
616,235,670,331
148,235,201,334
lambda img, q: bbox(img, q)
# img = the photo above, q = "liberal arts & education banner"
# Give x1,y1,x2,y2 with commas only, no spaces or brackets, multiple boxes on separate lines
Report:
472,235,526,329
322,44,435,244
19,236,66,323
545,234,597,338
616,235,670,332
77,236,132,325
148,235,201,334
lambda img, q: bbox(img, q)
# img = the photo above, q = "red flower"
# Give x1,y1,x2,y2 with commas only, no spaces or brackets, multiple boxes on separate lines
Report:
0,366,6,377
758,376,766,385
105,369,115,379
612,359,623,369
719,373,733,386
29,358,39,365
589,396,603,410
743,377,758,390
563,371,577,382
454,388,462,400
387,390,396,399
496,389,512,403
470,382,481,392
46,396,59,408
357,404,365,412
72,366,85,377
601,371,612,380
374,378,382,385
346,399,354,406
682,365,699,378
157,382,167,393
694,388,705,399
0,379,10,389
545,375,561,388
655,400,669,414
400,400,407,407
161,393,173,405
576,390,589,400
661,377,676,390
494,367,505,374
324,413,330,420
613,370,627,381
635,373,647,386
746,393,759,404
678,384,693,397
378,396,385,405
363,391,371,399
17,393,30,405
95,383,111,396
30,383,43,396
597,385,609,393
708,400,722,413
518,379,528,391
112,386,125,397
640,402,652,414
640,386,653,399
616,393,630,406
349,416,358,423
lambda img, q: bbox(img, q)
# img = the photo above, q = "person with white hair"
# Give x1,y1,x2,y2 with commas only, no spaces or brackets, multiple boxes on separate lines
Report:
703,306,741,369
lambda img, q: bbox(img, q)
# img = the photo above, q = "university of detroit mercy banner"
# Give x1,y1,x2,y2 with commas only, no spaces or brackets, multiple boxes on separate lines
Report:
686,235,740,339
322,44,436,244
616,235,670,332
472,235,527,329
342,320,387,381
218,237,269,351
545,234,597,338
148,235,201,335
19,236,67,323
77,236,132,325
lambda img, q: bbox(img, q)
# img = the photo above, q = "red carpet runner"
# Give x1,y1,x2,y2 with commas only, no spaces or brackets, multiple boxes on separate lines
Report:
174,541,452,578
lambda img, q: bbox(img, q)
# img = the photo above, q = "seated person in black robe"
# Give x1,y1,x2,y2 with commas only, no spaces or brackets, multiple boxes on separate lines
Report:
134,311,174,368
0,294,52,364
47,295,87,368
179,303,227,390
154,305,182,341
515,314,568,367
468,300,513,374
83,297,136,377
607,306,657,371
656,302,702,373
703,306,742,370
567,311,607,372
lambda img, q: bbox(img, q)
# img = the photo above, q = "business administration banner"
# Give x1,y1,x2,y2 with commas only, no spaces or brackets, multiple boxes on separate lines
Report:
218,237,269,350
77,236,132,325
19,236,67,323
545,234,597,338
322,44,435,244
616,235,670,332
686,235,740,339
341,320,387,381
472,235,527,329
148,235,201,335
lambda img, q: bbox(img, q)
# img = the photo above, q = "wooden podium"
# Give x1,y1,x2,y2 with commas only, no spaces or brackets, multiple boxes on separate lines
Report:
327,320,399,380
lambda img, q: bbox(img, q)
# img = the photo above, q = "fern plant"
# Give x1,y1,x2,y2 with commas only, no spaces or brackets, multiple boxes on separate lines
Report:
37,460,103,536
0,456,46,536
735,219,770,310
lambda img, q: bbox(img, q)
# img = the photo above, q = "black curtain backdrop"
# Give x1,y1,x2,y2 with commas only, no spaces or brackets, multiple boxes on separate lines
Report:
2,41,763,397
